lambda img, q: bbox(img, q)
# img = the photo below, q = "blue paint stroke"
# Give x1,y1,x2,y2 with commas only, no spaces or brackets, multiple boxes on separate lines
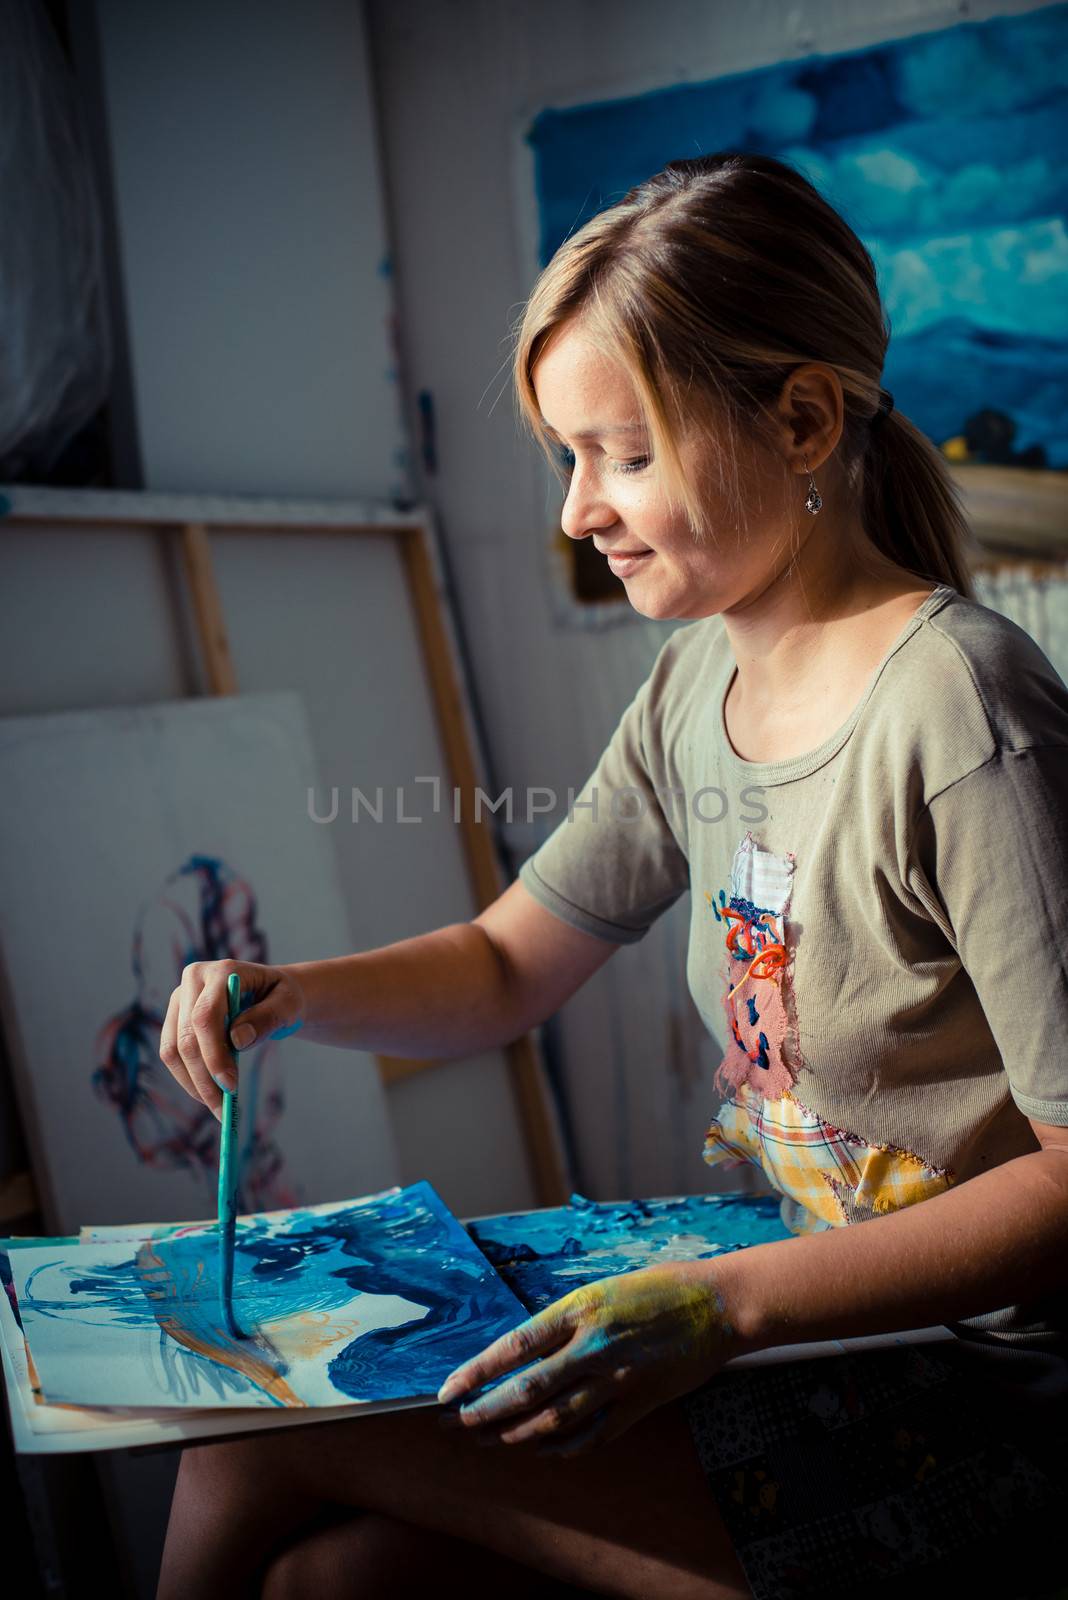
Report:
1,1237,79,1334
19,1243,268,1406
16,1185,527,1408
467,1192,793,1312
92,852,300,1212
268,1021,303,1041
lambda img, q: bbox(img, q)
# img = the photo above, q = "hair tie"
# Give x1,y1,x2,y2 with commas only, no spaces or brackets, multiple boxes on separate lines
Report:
871,389,895,429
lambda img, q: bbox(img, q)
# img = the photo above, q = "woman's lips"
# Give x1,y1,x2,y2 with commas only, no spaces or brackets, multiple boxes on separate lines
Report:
606,549,654,577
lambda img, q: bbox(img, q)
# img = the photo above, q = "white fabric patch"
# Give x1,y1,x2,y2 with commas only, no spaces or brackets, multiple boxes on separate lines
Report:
730,831,795,914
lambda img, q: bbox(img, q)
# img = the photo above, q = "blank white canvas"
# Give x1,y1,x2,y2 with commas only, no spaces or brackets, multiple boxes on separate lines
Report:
0,690,398,1232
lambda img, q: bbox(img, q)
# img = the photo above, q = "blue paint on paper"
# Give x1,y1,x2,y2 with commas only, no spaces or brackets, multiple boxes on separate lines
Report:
1,1237,80,1334
467,1191,793,1312
15,1185,527,1409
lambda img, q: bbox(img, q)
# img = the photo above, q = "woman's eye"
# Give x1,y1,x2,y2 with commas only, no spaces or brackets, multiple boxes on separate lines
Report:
552,445,649,475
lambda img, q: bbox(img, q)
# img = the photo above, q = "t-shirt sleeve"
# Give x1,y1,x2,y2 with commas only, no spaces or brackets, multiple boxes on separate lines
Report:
518,669,691,945
904,745,1068,1124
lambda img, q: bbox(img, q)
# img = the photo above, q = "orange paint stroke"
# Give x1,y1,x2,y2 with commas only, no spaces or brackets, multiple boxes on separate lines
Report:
137,1240,304,1408
156,1314,304,1407
275,1312,364,1360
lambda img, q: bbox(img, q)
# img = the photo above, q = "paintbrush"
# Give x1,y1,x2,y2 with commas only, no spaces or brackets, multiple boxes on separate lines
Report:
218,972,245,1339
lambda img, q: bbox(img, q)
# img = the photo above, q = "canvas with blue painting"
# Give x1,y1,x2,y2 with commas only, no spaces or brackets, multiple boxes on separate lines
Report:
527,3,1068,471
8,1182,528,1411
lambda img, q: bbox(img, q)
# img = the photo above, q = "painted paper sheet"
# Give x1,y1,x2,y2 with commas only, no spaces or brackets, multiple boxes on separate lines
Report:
468,1191,792,1311
10,1183,526,1410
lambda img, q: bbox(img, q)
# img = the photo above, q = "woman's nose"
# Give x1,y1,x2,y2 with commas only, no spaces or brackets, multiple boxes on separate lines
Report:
559,468,617,542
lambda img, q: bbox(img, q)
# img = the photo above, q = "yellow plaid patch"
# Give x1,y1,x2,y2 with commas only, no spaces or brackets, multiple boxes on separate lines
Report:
703,1083,953,1230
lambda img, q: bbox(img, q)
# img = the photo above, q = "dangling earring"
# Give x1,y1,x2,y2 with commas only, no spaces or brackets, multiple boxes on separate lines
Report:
802,454,822,515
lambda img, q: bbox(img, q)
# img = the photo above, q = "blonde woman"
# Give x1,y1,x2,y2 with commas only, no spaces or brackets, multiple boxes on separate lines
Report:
158,154,1068,1600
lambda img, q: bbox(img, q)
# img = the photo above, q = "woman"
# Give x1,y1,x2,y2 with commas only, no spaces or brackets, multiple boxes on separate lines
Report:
157,153,1068,1599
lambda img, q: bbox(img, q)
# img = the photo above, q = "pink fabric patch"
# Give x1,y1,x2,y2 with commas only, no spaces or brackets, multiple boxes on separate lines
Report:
710,832,804,1101
714,962,796,1100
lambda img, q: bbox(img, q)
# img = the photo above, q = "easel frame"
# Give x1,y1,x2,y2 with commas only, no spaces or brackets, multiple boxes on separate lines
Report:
951,463,1068,564
0,487,569,1210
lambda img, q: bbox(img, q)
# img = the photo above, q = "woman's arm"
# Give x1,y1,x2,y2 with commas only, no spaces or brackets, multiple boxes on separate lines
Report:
279,879,619,1058
162,881,617,1117
438,1124,1068,1458
712,1122,1068,1355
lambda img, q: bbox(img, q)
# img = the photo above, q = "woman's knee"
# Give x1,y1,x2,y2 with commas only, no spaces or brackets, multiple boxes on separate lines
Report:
260,1529,332,1600
166,1431,331,1570
259,1511,599,1600
173,1437,266,1516
259,1512,476,1599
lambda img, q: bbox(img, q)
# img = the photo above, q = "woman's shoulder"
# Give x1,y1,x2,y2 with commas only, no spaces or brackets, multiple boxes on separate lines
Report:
914,585,1068,742
875,583,1068,796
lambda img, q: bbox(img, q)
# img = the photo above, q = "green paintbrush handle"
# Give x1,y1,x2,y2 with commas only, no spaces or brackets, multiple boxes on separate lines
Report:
218,972,244,1338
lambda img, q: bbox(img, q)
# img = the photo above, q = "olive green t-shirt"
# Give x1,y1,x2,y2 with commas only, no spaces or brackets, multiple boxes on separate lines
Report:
519,583,1068,1360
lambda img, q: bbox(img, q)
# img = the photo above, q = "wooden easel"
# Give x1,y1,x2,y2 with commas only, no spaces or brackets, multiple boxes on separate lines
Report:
0,488,570,1213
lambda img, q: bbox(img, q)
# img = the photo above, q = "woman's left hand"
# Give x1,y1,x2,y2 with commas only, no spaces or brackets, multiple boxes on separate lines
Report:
437,1262,741,1457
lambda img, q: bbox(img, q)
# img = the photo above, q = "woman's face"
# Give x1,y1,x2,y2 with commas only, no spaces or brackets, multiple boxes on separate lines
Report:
532,321,798,621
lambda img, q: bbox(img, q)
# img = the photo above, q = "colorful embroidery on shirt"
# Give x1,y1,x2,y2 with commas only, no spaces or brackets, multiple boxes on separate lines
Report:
705,832,802,1101
702,832,954,1229
702,1081,954,1229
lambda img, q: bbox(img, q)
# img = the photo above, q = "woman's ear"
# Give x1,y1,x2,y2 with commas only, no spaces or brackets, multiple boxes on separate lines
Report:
775,363,844,472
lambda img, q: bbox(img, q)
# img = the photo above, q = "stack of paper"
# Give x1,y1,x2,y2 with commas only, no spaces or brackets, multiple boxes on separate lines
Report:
1,1183,956,1455
0,1181,527,1453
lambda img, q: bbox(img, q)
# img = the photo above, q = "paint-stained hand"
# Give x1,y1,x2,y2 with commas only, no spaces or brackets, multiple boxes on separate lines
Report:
436,1263,740,1457
159,960,306,1122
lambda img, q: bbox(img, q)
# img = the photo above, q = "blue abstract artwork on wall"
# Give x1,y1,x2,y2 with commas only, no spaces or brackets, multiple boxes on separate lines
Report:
8,1183,527,1410
527,4,1068,469
468,1191,793,1312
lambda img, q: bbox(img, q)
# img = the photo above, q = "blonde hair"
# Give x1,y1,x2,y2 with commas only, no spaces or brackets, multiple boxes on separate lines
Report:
513,151,975,599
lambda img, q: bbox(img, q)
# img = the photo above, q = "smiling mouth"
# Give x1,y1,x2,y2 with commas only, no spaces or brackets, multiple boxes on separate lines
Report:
605,549,654,570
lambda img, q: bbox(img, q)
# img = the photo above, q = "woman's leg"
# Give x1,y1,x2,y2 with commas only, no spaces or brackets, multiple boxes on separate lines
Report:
260,1510,596,1598
158,1398,752,1600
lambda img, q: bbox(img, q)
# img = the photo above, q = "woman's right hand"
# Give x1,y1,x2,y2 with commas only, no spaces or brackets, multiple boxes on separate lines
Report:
158,961,306,1121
